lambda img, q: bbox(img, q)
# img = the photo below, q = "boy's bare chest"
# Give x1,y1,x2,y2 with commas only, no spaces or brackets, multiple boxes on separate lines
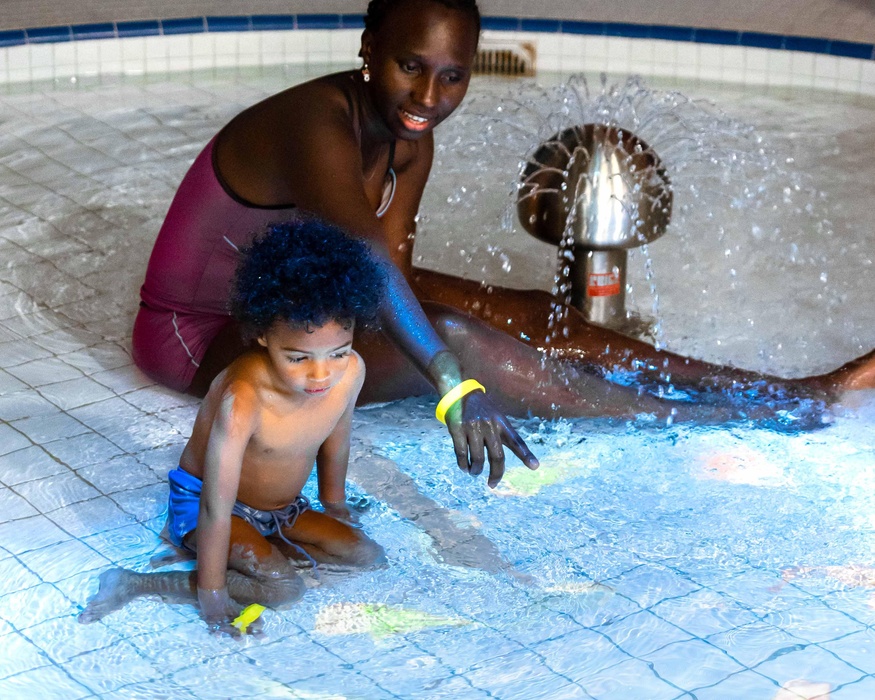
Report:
248,398,343,459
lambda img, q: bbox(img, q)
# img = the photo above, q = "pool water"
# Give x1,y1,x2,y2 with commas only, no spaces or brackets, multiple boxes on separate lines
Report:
0,66,874,698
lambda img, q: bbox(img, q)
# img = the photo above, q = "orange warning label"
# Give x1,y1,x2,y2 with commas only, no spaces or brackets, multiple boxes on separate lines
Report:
587,271,621,297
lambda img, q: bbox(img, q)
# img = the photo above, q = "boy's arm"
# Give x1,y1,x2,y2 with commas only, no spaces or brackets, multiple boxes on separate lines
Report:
315,357,363,522
197,385,258,629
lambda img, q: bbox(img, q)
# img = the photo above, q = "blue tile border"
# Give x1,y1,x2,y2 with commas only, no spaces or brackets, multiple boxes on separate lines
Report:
25,26,72,44
482,17,521,32
251,15,296,32
740,32,784,50
784,36,830,54
831,40,875,60
605,22,649,38
0,29,26,48
295,14,342,30
521,18,561,33
0,14,870,62
116,20,161,38
71,23,116,41
161,18,206,36
563,21,605,36
340,14,366,29
652,26,695,42
694,28,741,46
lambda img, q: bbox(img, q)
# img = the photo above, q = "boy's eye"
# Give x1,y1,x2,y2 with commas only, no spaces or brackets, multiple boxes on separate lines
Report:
287,356,307,363
331,351,351,359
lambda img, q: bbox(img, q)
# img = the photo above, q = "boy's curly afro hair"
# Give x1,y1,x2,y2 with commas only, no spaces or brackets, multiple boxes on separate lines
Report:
231,218,386,337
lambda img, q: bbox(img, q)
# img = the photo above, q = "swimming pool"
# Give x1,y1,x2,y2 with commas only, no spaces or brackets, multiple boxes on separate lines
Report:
1,26,874,700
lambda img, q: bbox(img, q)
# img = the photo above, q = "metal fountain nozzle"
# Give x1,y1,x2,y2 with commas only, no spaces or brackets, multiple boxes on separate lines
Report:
517,124,673,330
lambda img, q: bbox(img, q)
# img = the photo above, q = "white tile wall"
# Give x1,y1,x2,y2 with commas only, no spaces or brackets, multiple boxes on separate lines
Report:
0,28,872,97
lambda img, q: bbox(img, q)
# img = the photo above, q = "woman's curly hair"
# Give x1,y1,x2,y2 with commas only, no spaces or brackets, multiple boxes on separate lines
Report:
231,218,386,337
363,0,480,34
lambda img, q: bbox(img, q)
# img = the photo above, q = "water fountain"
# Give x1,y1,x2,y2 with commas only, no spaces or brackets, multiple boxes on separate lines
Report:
516,123,672,332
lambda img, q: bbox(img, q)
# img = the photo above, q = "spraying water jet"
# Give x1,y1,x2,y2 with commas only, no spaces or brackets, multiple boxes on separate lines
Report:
517,123,673,333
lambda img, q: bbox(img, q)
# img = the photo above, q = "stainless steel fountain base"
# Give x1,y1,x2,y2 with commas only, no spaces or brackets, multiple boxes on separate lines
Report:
570,248,626,328
517,123,672,332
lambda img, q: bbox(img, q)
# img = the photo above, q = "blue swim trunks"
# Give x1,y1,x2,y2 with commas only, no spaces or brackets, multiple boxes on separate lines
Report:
166,467,310,549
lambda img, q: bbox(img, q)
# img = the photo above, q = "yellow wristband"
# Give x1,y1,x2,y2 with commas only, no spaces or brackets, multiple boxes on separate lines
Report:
435,379,486,425
232,603,266,633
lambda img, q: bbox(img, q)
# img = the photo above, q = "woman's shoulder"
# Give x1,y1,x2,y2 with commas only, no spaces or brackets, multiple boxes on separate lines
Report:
262,70,358,116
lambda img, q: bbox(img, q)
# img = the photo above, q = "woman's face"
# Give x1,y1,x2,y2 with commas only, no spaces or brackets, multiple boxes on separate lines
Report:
361,0,479,140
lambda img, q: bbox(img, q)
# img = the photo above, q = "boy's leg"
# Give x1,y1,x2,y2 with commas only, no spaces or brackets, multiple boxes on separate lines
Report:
275,510,385,568
79,517,305,623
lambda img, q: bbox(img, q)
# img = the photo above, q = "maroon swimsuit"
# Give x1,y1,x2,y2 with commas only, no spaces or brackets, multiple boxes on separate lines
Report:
132,136,395,391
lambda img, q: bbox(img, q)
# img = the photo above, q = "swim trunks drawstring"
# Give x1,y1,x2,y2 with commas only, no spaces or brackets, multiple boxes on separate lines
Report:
269,508,321,578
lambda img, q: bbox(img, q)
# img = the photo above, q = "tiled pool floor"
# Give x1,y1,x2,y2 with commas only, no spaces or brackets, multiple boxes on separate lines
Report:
1,71,875,699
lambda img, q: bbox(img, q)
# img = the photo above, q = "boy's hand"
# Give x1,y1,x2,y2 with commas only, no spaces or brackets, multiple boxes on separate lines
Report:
197,587,262,638
322,501,363,528
445,390,539,488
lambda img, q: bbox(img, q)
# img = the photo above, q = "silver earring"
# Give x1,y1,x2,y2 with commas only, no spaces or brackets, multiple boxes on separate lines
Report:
362,64,370,82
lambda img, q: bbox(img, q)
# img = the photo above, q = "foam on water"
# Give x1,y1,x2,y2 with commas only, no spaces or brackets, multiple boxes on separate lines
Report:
0,67,874,697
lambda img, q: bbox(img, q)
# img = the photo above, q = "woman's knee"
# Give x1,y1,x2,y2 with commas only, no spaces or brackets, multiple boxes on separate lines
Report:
426,306,469,344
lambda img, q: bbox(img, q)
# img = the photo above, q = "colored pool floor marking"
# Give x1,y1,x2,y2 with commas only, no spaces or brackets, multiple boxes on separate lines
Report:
314,602,468,639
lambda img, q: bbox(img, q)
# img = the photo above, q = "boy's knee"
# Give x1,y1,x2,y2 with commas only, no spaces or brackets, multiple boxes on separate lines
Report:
346,534,386,567
260,572,306,608
229,552,306,607
252,559,306,607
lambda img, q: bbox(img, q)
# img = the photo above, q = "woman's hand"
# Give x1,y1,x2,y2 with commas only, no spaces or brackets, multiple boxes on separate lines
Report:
444,389,539,488
197,587,261,637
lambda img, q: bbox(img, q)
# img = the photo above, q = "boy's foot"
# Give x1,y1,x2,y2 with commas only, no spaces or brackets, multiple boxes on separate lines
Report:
78,568,140,623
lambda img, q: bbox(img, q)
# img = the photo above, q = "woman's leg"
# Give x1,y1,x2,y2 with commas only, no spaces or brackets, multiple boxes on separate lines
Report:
413,268,875,397
356,301,812,425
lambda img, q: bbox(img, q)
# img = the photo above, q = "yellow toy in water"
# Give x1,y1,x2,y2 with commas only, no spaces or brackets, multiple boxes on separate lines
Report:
232,603,266,633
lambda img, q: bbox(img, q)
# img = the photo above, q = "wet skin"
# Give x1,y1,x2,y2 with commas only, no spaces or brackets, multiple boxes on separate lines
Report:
80,321,384,635
194,0,875,448
198,0,538,487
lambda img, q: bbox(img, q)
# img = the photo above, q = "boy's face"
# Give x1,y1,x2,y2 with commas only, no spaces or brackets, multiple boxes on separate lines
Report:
258,320,355,396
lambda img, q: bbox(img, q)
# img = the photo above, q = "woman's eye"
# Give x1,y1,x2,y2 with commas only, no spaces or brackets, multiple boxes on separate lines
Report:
400,62,419,74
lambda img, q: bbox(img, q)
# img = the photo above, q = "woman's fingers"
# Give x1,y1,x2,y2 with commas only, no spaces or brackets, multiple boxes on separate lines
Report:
444,391,539,486
499,419,539,471
483,424,506,488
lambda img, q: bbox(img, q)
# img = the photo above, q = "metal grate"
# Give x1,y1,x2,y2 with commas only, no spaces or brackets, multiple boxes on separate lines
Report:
472,41,536,77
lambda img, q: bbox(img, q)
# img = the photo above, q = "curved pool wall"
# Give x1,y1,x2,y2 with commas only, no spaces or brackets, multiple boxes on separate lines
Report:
0,9,874,95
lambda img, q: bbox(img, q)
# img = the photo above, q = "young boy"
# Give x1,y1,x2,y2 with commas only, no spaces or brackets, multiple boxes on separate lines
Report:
79,218,387,636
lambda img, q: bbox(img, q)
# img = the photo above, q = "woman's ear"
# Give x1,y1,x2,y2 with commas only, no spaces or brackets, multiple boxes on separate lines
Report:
256,335,268,348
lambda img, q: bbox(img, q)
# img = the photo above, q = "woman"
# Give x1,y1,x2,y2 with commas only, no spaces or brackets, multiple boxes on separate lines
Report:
133,0,874,483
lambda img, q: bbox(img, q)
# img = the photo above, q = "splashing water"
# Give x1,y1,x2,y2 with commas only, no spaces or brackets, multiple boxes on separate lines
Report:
420,74,853,381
